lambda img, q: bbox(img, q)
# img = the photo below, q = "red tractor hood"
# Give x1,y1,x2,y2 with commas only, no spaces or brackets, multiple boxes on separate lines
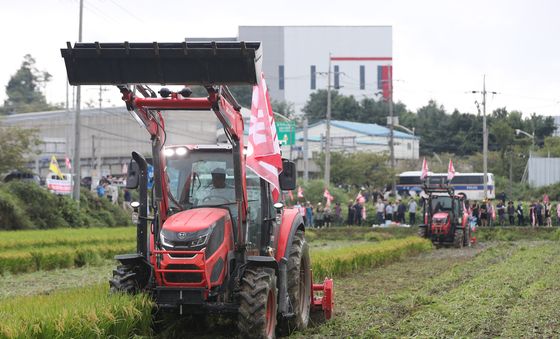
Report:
433,212,449,219
163,208,230,232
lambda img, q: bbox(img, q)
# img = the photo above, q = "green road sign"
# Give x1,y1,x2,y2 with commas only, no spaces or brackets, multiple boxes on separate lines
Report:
276,121,296,145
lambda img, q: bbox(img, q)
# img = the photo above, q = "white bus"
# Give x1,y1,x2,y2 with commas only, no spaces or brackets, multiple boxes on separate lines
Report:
396,171,495,201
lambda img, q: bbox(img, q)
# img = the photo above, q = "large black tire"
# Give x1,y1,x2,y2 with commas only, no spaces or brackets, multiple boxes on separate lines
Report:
283,230,311,333
453,229,464,249
238,267,278,339
109,264,138,294
418,226,427,238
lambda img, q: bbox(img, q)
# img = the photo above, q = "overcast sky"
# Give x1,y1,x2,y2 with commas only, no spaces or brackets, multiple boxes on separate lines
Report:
2,0,559,117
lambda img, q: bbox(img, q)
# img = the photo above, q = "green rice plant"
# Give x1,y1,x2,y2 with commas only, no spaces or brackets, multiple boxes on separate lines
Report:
0,227,135,251
310,237,432,280
0,243,135,275
0,284,153,338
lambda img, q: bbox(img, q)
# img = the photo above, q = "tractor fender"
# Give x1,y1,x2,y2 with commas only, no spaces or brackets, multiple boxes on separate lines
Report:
246,256,279,275
275,208,305,262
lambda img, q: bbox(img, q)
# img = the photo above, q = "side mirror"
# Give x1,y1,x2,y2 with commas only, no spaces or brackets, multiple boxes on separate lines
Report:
126,160,140,189
279,159,296,191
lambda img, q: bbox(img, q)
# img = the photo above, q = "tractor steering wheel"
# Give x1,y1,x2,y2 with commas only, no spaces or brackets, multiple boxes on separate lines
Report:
201,195,231,204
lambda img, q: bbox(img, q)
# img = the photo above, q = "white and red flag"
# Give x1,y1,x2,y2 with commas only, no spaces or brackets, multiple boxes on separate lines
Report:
324,188,334,201
447,159,456,181
420,157,429,180
247,73,283,202
297,186,304,199
65,156,72,170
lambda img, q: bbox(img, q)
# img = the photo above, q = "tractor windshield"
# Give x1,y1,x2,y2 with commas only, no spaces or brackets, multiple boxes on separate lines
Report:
165,149,235,211
431,195,453,213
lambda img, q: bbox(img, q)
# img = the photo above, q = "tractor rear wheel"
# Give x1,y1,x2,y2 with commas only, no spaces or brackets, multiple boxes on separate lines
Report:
283,230,311,333
238,267,278,339
110,264,138,294
453,229,464,249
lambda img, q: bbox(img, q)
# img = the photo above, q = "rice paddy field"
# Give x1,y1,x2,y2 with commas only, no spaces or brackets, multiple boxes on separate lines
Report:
1,226,560,337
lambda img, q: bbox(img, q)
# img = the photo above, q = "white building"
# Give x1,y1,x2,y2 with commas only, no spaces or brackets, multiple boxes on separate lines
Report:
2,107,219,178
190,26,393,115
298,120,419,160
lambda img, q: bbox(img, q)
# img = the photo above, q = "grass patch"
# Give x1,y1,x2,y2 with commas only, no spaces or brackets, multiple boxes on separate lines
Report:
386,242,560,337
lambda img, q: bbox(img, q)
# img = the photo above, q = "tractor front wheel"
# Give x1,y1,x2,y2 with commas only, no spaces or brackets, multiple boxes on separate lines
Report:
109,264,138,294
238,267,278,339
453,229,464,249
418,226,427,238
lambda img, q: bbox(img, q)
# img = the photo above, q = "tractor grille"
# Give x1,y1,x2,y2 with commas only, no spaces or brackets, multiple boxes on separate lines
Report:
164,264,203,283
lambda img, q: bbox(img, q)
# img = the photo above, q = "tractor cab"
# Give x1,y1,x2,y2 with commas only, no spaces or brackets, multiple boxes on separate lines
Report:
418,184,473,248
164,144,276,255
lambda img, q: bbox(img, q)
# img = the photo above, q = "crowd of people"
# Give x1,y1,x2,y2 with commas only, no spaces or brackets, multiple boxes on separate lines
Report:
95,175,132,210
294,201,344,228
291,192,560,228
467,199,560,227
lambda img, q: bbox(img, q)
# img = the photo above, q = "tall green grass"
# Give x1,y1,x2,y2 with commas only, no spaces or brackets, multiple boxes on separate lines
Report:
0,284,152,338
310,237,432,280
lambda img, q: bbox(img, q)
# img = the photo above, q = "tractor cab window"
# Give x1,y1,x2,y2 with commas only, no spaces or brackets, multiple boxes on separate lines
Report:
165,150,235,213
431,195,452,213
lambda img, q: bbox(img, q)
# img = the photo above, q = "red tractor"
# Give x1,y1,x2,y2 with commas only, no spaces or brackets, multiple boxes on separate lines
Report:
61,41,333,338
418,184,474,248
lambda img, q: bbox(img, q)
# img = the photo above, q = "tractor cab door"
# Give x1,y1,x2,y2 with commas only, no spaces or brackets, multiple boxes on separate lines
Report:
246,168,275,255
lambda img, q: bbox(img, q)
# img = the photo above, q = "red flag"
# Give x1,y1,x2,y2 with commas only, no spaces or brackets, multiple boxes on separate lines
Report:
247,73,283,202
447,159,455,181
297,186,304,198
420,158,429,180
65,156,72,170
544,194,549,204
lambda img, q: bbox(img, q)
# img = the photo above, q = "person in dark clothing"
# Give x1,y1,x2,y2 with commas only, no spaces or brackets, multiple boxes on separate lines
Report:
496,201,506,226
516,201,524,226
535,200,543,226
354,202,363,226
347,200,355,225
397,200,406,223
507,201,515,225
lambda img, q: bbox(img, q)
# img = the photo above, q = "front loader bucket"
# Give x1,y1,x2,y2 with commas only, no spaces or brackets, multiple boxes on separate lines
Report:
61,41,262,86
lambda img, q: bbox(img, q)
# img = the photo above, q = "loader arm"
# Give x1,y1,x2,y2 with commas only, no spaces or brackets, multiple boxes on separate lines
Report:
61,41,261,244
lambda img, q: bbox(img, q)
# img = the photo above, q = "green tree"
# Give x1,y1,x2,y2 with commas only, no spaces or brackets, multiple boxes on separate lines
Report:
0,123,41,173
2,54,61,114
315,151,393,188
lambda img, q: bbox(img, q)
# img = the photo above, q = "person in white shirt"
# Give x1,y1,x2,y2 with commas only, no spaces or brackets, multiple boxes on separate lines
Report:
408,199,417,225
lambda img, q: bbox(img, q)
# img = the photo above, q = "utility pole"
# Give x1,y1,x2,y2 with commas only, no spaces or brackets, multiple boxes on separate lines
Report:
303,117,309,182
72,0,83,202
472,75,497,200
388,67,396,197
324,54,332,186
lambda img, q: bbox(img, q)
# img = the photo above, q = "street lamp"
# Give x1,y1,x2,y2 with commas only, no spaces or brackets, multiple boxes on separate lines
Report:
515,128,535,183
